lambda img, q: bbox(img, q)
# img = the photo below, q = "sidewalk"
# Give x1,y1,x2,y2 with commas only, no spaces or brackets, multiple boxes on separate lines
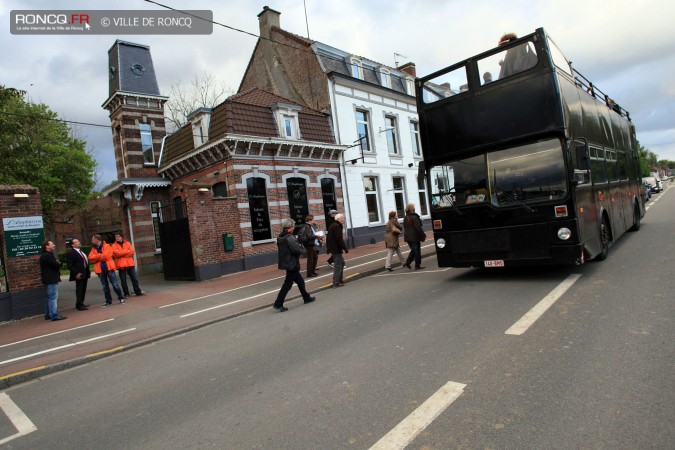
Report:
0,242,436,389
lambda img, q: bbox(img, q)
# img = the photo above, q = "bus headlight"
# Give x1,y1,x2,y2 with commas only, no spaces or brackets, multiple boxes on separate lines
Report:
436,238,446,248
557,227,571,241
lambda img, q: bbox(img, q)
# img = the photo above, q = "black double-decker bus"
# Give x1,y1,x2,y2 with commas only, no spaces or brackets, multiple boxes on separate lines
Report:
416,28,644,268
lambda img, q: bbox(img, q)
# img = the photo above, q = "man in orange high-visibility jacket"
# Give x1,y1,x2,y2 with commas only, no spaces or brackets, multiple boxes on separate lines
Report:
112,232,145,299
89,234,124,306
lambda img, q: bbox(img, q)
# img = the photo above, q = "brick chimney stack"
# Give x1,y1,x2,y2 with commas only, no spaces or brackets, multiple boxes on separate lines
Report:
398,62,416,78
258,6,281,40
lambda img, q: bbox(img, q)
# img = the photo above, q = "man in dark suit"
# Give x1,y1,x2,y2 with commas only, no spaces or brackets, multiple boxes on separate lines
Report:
66,238,91,311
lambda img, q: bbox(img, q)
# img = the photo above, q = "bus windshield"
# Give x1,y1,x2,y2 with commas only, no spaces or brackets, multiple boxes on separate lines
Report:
430,138,568,208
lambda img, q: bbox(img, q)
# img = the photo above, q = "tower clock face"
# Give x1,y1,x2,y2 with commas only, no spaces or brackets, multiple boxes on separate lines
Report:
131,64,145,76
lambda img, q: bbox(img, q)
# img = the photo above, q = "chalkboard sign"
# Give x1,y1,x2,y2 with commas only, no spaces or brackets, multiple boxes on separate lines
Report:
247,178,271,241
286,177,308,224
321,178,336,218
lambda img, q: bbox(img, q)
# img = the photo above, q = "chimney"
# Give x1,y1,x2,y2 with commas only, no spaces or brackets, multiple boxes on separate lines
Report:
398,62,416,78
258,6,281,40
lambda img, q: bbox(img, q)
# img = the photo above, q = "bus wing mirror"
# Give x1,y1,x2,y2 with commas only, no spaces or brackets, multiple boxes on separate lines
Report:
575,145,589,171
417,161,426,183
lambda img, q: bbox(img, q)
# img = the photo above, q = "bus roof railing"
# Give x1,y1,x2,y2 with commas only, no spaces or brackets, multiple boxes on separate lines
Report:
572,67,630,121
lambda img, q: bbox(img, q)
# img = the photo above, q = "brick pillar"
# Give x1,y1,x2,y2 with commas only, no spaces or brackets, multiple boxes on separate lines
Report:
0,185,47,321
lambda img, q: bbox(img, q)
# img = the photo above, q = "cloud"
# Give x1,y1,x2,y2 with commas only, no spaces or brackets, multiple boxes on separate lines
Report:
2,0,673,194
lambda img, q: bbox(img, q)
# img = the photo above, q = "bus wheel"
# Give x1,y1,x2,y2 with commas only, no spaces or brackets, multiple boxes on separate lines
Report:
630,205,641,232
596,218,611,260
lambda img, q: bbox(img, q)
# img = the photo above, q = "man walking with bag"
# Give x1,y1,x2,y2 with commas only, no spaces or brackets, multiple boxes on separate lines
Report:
273,218,316,312
403,203,426,270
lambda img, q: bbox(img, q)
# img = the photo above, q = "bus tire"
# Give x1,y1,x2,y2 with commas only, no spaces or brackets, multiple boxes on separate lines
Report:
595,217,611,261
629,205,641,232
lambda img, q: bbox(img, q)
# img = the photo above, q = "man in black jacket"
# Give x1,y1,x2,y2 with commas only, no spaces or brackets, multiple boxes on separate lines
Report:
40,240,66,321
273,218,316,312
326,213,348,287
66,238,91,310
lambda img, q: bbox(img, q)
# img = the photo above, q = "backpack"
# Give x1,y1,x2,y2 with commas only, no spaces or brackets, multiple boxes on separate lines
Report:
296,223,309,244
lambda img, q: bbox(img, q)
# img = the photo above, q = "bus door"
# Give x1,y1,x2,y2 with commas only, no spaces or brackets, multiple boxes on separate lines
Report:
572,141,596,250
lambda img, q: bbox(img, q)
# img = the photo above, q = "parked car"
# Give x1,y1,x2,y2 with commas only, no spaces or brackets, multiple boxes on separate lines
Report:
643,182,652,201
643,176,660,193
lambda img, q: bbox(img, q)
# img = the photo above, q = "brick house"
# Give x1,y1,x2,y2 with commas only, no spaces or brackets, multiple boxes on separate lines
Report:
239,7,429,247
158,87,345,279
99,40,345,280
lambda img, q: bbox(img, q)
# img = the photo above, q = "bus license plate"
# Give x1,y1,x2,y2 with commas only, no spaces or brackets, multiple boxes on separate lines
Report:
484,260,505,267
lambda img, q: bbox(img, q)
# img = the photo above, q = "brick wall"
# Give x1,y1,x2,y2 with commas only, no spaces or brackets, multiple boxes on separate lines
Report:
0,185,46,321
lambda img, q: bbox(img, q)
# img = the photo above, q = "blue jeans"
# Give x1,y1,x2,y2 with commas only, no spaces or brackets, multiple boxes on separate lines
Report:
44,283,59,319
118,266,142,296
99,270,123,303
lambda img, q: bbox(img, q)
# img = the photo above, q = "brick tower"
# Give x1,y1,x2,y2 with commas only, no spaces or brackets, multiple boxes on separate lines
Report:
101,40,171,274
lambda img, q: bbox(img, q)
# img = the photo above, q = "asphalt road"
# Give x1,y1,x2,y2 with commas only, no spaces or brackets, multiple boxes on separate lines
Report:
1,188,673,449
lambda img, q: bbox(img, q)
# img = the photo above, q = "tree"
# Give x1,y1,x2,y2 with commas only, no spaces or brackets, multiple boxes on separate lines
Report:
0,85,97,227
165,72,232,131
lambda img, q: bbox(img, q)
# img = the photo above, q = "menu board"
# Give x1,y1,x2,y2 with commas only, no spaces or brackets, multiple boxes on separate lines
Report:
286,177,308,224
321,178,336,217
247,178,271,241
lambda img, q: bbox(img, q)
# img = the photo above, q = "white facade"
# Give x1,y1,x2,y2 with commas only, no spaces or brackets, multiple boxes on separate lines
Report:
318,47,429,245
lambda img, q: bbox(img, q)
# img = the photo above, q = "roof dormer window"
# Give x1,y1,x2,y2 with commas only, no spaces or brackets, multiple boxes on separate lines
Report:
349,57,363,80
405,77,415,96
272,103,302,140
380,68,391,89
187,107,212,148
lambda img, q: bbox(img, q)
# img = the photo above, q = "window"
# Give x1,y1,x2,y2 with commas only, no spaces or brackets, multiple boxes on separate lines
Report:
350,57,363,79
272,104,301,140
606,150,618,181
392,177,406,218
194,120,205,146
476,42,538,83
590,147,607,184
355,110,371,151
363,176,380,223
405,77,415,96
385,115,398,154
380,68,391,89
418,177,428,216
212,182,228,198
410,121,421,157
140,123,154,164
421,65,468,103
150,201,161,251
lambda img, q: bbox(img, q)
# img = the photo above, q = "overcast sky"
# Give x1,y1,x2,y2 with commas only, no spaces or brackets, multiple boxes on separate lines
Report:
2,0,674,189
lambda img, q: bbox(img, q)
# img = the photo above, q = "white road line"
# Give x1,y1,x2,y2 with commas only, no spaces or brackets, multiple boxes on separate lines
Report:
369,380,466,450
171,246,438,312
180,291,277,318
0,392,38,445
0,319,115,349
505,274,582,335
0,328,136,366
374,268,451,277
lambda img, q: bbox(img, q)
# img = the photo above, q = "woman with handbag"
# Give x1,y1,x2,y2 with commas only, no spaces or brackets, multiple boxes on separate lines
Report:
384,211,405,271
402,203,426,270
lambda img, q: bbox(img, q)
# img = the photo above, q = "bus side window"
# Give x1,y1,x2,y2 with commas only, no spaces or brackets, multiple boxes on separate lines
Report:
575,145,589,170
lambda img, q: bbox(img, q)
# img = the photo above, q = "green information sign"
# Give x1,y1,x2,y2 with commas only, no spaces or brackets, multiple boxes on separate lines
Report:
2,216,45,258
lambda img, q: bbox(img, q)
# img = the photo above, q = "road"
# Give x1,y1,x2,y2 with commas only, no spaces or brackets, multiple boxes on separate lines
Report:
1,188,673,449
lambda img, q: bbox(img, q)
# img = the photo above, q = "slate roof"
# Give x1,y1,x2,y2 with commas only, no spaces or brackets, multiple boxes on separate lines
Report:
108,40,161,97
161,88,336,167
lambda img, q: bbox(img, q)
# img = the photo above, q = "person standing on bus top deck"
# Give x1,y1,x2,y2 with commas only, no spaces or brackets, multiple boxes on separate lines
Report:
497,32,537,79
403,203,425,271
483,72,493,84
